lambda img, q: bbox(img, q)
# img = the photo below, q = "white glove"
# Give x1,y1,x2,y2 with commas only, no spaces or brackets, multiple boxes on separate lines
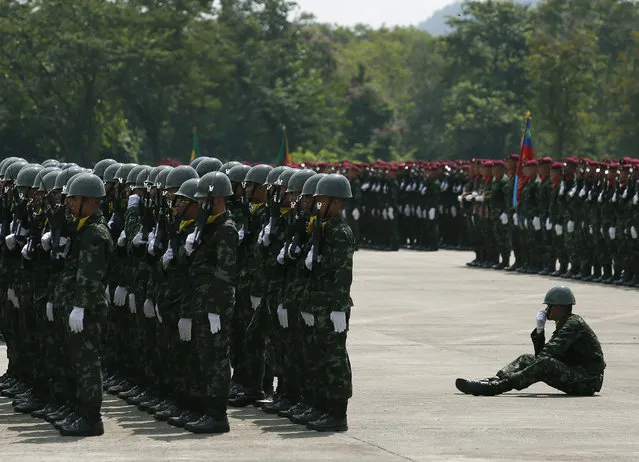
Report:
567,220,575,233
132,231,146,247
262,222,272,247
609,227,616,240
301,312,315,327
143,298,156,318
127,194,140,209
238,227,245,242
117,230,127,247
208,313,221,335
21,243,30,260
277,304,288,329
178,318,192,341
500,213,508,225
352,208,360,221
108,213,116,230
305,245,314,270
475,195,484,203
330,311,347,333
250,296,261,310
545,218,552,231
69,307,85,333
5,234,17,251
277,246,286,265
524,218,528,228
41,232,52,251
388,207,394,220
155,303,163,323
7,288,19,308
513,213,519,226
532,216,541,231
536,309,547,333
287,244,301,260
147,233,156,255
162,248,174,270
46,302,54,322
428,208,436,220
632,226,638,239
451,206,457,217
382,209,388,220
113,286,127,306
185,230,196,255
555,224,563,236
105,285,111,304
128,293,137,314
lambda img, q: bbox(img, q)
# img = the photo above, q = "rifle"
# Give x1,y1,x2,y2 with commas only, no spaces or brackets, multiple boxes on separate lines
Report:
140,185,156,241
152,192,167,256
25,205,45,260
0,186,11,249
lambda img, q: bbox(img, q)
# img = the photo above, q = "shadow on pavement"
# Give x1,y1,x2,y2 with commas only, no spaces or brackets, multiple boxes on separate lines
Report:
229,407,337,439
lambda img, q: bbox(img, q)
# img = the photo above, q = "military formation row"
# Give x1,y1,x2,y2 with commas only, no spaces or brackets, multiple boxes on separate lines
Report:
0,155,356,436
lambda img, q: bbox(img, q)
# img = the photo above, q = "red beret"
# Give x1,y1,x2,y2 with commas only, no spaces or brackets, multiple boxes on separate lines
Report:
540,157,553,164
507,153,520,160
609,162,620,169
493,160,505,167
526,159,538,166
551,162,563,169
565,157,579,165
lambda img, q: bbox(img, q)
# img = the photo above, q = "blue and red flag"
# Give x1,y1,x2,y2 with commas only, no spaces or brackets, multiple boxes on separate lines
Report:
513,112,535,208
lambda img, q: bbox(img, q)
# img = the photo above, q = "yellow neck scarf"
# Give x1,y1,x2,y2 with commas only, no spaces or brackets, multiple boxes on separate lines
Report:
179,219,195,232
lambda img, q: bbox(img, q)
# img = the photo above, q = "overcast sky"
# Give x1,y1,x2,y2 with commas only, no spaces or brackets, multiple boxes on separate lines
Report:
293,0,455,28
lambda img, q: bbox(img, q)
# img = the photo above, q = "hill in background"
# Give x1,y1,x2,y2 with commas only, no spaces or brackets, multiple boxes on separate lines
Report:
417,0,541,35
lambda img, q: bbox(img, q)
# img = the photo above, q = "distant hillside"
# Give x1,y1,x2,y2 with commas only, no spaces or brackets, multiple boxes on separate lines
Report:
418,0,541,36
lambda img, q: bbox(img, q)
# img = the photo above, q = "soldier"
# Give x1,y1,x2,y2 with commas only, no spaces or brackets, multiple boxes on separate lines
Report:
518,160,541,274
57,173,113,436
455,286,605,396
548,161,566,276
302,173,354,432
537,157,554,275
177,172,237,434
489,160,510,269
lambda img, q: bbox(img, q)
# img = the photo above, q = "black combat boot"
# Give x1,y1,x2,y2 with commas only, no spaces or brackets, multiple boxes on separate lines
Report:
306,400,348,432
455,377,513,396
184,399,230,434
59,417,104,437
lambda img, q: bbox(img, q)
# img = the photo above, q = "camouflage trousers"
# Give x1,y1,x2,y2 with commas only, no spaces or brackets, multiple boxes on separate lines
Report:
492,215,511,258
66,308,104,421
309,308,352,406
497,353,603,396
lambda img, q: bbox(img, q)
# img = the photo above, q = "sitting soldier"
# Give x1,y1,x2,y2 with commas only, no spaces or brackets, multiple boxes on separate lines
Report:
456,286,605,396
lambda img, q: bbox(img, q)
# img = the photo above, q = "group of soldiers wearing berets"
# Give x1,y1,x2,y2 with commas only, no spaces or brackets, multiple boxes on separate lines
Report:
0,156,355,436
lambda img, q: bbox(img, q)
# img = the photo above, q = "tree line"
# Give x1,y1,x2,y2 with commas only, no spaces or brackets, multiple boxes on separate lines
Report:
0,0,637,166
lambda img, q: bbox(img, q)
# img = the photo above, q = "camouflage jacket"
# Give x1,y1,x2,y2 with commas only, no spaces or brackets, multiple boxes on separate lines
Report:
306,215,355,314
490,174,509,216
156,218,196,309
55,212,113,311
530,314,606,375
181,211,238,318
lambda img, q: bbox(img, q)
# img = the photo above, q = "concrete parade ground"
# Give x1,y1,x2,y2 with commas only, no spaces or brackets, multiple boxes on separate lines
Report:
1,249,639,461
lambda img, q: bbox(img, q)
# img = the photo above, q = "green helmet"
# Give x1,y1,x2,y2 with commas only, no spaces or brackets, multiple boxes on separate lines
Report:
103,163,122,183
156,167,174,189
195,171,233,198
114,163,137,183
219,161,240,174
0,157,26,179
62,172,88,196
266,166,290,186
190,156,209,169
245,164,273,185
4,161,29,182
543,286,576,306
134,167,152,189
61,163,78,170
92,159,117,179
32,167,61,190
42,159,60,168
39,171,61,193
301,173,326,196
165,165,199,190
227,164,251,183
287,169,316,193
126,165,148,185
148,166,170,187
175,178,199,202
53,167,85,191
278,168,299,189
196,157,223,177
66,173,106,198
15,165,44,188
314,173,352,198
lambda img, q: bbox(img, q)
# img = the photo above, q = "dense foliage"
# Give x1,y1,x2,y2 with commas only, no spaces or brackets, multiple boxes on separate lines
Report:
0,0,637,165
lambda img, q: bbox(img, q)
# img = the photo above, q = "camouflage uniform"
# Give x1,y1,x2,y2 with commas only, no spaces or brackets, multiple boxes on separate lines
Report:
58,213,113,422
497,314,605,395
490,173,510,268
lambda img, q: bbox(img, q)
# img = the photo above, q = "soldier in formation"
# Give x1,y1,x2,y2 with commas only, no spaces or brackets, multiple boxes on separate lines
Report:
0,157,355,436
